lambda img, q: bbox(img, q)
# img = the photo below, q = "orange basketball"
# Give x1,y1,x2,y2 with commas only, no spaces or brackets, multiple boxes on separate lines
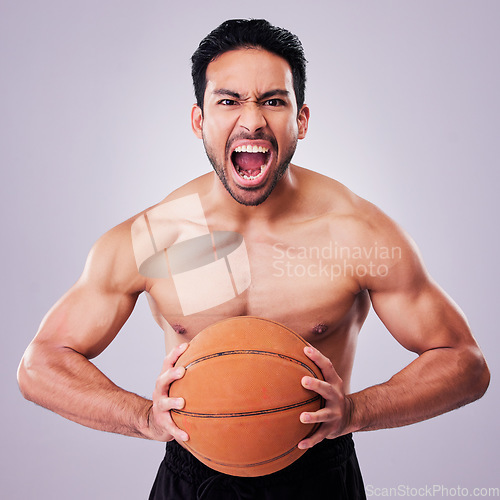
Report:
169,316,324,477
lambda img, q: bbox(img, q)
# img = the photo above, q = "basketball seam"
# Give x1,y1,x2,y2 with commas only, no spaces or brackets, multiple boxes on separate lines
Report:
184,349,318,377
171,395,321,418
171,316,323,476
183,441,301,469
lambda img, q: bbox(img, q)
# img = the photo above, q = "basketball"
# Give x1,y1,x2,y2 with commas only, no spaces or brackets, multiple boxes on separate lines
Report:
169,316,324,477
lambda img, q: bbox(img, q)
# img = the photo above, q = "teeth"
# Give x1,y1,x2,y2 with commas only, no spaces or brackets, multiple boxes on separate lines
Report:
237,165,265,180
234,145,269,153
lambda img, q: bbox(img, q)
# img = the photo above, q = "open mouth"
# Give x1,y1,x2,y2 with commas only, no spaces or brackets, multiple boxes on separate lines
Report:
231,144,272,183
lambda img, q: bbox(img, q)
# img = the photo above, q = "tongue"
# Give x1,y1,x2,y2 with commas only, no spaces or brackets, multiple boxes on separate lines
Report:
233,152,266,176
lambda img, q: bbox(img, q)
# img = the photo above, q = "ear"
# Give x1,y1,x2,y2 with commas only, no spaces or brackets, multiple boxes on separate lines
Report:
191,104,204,139
297,104,310,140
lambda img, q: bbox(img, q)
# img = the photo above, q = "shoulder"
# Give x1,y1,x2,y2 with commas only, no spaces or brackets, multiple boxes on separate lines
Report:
294,166,425,288
85,173,214,293
82,218,145,295
293,165,393,230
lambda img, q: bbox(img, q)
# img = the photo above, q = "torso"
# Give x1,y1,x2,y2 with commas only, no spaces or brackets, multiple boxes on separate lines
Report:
130,166,385,391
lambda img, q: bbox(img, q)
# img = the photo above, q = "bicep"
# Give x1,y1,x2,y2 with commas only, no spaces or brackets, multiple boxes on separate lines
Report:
32,225,143,359
366,227,474,355
370,277,472,355
34,281,139,359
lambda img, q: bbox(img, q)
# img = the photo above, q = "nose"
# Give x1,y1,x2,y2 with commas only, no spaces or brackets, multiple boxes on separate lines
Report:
238,102,267,133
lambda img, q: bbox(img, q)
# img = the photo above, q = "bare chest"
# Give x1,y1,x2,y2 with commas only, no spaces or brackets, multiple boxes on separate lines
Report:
144,227,368,349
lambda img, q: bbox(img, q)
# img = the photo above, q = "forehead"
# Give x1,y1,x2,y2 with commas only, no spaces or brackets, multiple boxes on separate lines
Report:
205,48,295,97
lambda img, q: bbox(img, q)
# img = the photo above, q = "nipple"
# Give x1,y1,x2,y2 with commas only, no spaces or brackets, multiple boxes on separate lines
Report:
312,323,328,335
172,324,187,335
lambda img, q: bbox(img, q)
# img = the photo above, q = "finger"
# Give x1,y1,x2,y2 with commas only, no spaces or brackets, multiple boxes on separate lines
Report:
166,405,189,442
161,342,189,372
164,413,189,442
302,375,330,396
304,346,341,383
154,397,189,442
297,418,330,450
300,407,333,425
298,429,327,450
156,365,186,395
301,375,343,402
157,395,185,412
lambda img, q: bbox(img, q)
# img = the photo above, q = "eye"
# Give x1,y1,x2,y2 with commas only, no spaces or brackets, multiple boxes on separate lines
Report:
218,99,238,106
264,98,285,107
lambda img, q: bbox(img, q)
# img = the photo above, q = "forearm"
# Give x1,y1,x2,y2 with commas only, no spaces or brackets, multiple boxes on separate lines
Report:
347,344,489,433
18,341,153,439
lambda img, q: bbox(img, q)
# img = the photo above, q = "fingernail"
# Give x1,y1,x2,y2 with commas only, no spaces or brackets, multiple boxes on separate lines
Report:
301,413,311,423
305,346,314,355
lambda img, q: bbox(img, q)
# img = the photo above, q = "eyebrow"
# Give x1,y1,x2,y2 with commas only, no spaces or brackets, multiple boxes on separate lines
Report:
212,88,290,100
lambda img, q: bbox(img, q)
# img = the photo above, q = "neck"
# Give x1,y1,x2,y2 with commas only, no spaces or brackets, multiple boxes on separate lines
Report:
209,165,299,223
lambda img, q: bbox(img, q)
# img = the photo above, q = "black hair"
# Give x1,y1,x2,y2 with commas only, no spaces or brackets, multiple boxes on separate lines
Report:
191,19,307,112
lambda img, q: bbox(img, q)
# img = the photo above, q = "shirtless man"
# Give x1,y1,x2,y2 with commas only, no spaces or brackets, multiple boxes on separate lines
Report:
18,19,489,499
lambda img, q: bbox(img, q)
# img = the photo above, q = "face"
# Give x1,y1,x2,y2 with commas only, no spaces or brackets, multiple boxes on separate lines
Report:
191,48,309,206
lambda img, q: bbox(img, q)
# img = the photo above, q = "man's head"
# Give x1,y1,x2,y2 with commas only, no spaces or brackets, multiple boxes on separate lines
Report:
190,20,309,207
191,19,307,114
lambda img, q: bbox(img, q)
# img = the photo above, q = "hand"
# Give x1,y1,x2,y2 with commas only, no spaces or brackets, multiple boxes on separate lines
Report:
147,342,190,442
298,345,352,449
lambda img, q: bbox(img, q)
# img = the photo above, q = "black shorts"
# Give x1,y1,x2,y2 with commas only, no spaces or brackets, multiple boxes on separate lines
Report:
149,434,366,499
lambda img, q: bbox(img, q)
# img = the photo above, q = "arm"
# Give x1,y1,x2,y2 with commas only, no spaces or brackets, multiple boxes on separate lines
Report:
349,277,489,432
299,221,490,448
17,224,187,442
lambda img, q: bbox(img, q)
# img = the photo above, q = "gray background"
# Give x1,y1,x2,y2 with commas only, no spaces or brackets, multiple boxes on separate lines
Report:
1,0,498,498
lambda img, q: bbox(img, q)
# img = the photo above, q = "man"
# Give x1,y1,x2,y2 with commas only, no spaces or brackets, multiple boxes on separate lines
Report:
18,19,489,499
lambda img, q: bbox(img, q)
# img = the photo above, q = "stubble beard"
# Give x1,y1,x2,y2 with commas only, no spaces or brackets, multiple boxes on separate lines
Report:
202,137,298,207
